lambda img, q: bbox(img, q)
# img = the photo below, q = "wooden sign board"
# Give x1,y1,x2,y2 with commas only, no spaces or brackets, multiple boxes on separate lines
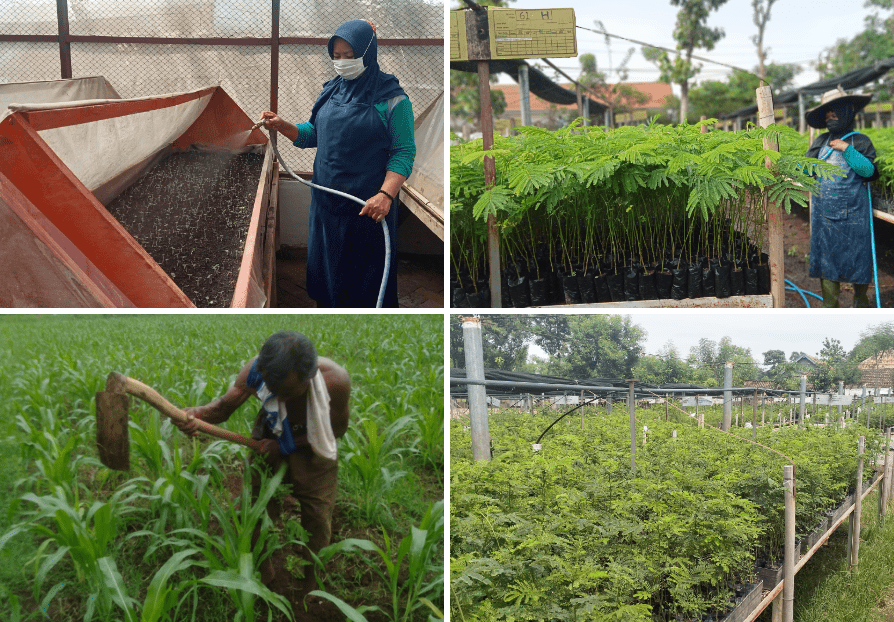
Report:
450,7,577,61
815,394,854,406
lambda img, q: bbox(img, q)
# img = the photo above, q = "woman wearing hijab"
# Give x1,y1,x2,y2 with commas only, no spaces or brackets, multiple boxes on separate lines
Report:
805,87,880,307
259,20,416,308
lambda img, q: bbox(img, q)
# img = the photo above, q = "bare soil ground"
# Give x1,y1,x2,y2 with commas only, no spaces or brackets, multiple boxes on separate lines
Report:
105,149,263,308
782,203,894,308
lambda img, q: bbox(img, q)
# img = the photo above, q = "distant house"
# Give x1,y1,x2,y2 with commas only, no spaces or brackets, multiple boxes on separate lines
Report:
489,81,672,129
858,350,894,389
790,353,820,371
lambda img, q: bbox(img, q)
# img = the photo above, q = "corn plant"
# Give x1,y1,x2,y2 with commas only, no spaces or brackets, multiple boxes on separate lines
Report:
311,500,445,622
341,417,416,525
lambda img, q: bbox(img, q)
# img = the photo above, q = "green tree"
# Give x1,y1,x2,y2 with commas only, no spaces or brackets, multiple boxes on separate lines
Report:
642,0,729,122
685,337,760,386
808,337,847,391
634,342,689,384
841,322,894,385
816,1,894,98
449,315,534,371
762,349,800,389
688,63,800,120
559,315,646,379
751,0,778,80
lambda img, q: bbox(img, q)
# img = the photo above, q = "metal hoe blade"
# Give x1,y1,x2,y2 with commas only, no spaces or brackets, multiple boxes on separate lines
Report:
95,372,131,471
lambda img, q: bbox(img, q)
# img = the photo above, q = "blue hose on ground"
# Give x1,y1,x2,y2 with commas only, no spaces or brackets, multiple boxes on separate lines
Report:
265,132,391,308
784,278,823,308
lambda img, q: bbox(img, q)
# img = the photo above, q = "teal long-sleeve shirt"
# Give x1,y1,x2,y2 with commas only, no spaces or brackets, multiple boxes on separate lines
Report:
292,95,416,178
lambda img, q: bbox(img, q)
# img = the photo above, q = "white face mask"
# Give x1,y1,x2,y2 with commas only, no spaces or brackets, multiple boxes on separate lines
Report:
332,33,374,80
333,57,366,80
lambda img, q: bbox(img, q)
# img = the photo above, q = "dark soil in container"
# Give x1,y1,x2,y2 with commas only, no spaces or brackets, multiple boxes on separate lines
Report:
104,148,264,308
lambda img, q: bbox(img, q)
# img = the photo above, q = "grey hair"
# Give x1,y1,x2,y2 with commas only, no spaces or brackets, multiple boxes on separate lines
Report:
257,331,318,394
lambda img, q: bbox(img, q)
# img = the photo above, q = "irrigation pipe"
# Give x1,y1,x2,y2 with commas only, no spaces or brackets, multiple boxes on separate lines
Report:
264,131,391,308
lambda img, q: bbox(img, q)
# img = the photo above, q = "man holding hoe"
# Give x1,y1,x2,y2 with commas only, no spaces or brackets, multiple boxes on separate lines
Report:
176,330,351,585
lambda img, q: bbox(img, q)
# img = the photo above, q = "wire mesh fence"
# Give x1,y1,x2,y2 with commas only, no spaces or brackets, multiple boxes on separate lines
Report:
0,0,444,171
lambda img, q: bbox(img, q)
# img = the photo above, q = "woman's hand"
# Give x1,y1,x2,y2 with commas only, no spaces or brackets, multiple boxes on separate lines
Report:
259,111,286,133
829,139,849,152
359,192,392,223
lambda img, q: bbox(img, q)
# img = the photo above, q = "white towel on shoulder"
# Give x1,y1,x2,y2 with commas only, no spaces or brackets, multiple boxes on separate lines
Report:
307,370,337,460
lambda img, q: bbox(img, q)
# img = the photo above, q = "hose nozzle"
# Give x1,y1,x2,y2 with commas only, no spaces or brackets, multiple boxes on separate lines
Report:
250,119,265,132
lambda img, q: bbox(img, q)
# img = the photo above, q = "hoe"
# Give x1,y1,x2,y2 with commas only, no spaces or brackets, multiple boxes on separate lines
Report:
96,371,263,471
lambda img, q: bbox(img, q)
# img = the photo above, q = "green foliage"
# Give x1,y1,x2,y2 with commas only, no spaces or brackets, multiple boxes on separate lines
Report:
451,121,842,288
451,408,876,621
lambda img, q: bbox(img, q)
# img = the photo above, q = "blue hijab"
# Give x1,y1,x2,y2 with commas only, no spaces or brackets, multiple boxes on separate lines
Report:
309,20,406,125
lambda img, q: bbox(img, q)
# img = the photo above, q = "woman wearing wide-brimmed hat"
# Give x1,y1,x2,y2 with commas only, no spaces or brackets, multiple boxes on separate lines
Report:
805,86,880,307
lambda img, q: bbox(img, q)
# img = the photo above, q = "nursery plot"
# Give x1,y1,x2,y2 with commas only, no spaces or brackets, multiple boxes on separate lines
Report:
451,407,878,622
450,121,843,308
104,148,264,308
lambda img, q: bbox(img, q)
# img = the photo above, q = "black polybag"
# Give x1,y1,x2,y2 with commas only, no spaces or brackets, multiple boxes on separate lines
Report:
730,267,745,296
714,261,731,298
607,272,625,302
624,267,641,301
639,270,659,300
687,262,702,298
507,275,532,308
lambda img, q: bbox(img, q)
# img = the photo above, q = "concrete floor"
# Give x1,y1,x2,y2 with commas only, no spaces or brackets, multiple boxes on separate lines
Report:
274,247,443,308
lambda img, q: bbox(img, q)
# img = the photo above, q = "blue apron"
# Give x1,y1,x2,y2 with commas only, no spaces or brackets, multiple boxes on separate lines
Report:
307,95,399,307
809,134,872,284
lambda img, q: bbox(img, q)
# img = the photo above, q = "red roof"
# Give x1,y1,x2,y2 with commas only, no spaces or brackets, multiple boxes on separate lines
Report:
493,82,672,112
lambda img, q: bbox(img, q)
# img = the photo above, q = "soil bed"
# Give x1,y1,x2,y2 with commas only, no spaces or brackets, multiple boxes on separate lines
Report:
105,148,264,308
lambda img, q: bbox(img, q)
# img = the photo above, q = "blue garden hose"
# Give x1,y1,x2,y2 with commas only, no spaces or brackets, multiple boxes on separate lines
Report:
264,130,391,308
785,278,822,308
818,131,881,308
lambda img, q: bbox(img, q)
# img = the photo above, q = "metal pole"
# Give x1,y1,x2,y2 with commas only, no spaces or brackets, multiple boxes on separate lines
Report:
753,389,758,441
518,64,532,127
628,379,636,470
723,362,733,431
271,0,280,115
839,381,844,418
798,91,806,134
56,0,72,79
783,464,796,622
799,375,807,424
607,395,613,415
462,317,491,461
850,435,864,567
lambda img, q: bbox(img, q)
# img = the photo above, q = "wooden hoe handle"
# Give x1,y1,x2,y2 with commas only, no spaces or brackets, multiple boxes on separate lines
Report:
106,372,264,453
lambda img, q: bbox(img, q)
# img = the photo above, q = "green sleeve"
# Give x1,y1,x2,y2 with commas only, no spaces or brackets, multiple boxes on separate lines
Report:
375,97,417,178
293,122,317,149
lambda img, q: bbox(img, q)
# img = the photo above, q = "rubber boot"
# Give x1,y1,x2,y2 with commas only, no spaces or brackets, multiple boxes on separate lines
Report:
820,279,840,308
852,283,870,308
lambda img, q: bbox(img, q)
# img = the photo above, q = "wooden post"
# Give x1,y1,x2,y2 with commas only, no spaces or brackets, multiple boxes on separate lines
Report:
529,394,534,417
850,436,864,567
756,85,785,307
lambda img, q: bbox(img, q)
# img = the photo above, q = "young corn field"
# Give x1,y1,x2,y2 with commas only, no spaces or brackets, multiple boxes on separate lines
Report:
0,314,443,622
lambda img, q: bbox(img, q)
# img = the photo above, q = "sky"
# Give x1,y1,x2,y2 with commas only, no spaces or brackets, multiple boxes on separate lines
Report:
524,311,894,367
487,0,881,93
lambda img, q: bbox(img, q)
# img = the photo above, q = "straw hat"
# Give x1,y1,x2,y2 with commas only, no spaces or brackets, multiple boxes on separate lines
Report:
805,85,872,129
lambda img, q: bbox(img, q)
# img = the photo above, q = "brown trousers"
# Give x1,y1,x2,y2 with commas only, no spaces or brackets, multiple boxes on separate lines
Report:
251,412,339,555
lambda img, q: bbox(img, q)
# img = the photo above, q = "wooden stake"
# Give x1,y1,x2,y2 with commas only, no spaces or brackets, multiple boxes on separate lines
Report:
756,85,785,308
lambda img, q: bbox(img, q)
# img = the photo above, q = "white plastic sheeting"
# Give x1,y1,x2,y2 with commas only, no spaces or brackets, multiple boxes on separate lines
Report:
8,88,213,200
0,76,120,119
406,91,443,212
